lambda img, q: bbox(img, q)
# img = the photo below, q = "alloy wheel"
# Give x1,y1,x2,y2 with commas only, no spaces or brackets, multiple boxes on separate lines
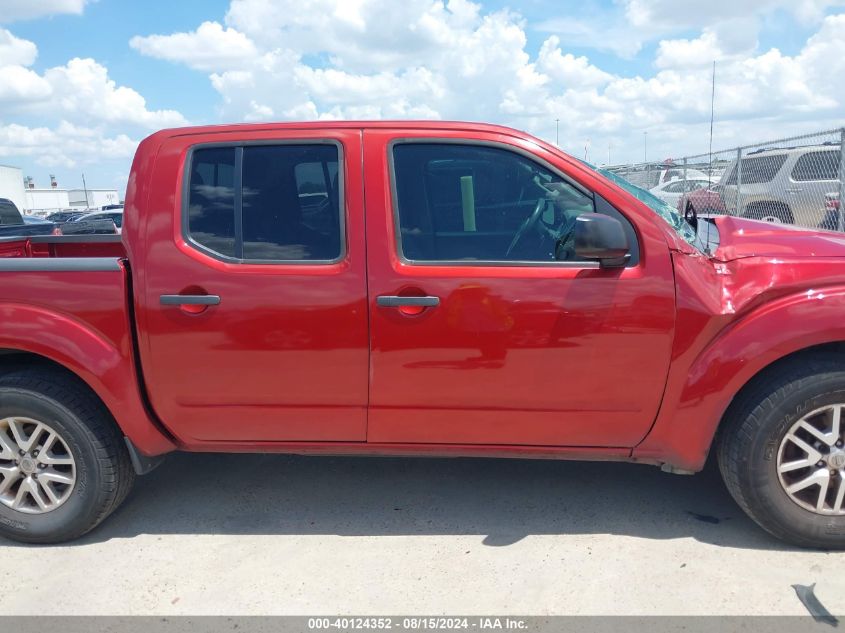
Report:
0,417,76,514
777,404,845,515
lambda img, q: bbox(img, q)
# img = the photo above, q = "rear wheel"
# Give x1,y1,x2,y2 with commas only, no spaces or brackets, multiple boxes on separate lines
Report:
718,353,845,548
742,202,794,224
0,368,134,543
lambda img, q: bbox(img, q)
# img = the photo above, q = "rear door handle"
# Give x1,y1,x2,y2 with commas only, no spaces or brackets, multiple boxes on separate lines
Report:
376,295,440,308
160,294,221,306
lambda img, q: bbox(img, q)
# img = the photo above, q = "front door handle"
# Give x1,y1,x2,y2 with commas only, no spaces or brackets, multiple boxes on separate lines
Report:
160,294,221,306
376,295,440,308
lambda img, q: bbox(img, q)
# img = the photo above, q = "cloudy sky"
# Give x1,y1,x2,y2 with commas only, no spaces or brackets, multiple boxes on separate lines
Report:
0,0,843,194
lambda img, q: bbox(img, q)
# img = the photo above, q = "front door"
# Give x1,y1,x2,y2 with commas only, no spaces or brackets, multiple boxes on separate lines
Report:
363,130,676,447
138,129,368,443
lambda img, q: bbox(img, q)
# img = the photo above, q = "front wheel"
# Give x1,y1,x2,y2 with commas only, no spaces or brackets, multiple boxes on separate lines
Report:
718,354,845,548
0,368,134,543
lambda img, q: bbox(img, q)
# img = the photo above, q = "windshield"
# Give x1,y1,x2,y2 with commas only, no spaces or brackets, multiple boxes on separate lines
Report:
587,164,702,249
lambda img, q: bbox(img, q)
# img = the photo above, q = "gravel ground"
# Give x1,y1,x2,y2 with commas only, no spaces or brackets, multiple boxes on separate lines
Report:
1,452,843,615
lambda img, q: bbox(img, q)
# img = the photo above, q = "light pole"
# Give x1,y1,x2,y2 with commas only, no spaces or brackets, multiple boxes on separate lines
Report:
82,173,89,209
555,119,559,146
643,132,648,164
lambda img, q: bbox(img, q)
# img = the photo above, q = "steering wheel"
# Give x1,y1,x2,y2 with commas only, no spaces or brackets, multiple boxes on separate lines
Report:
506,198,547,258
552,215,579,261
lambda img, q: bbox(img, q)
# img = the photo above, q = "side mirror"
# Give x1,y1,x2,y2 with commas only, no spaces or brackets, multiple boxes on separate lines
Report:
573,214,630,268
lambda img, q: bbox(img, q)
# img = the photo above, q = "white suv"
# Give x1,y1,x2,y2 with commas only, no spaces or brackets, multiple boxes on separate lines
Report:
720,144,841,227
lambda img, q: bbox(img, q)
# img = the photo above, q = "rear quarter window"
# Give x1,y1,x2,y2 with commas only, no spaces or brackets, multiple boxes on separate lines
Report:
791,150,840,181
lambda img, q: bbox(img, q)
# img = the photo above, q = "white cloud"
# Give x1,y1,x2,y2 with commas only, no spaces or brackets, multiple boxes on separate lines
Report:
128,0,845,165
0,29,51,103
0,27,36,65
624,0,845,28
656,31,725,69
0,65,52,103
0,0,90,23
654,25,760,69
191,3,540,122
538,36,613,87
0,121,138,168
42,58,186,128
0,23,185,191
0,26,186,130
130,21,259,72
540,0,845,58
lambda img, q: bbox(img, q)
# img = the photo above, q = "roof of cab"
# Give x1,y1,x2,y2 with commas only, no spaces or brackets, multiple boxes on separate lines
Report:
148,120,534,141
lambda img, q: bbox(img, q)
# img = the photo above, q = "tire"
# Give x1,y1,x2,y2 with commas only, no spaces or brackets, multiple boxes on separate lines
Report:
718,353,845,549
742,202,793,224
0,367,134,543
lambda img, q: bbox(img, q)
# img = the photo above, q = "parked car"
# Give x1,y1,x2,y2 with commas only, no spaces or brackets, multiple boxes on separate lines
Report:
22,215,52,225
818,192,842,231
46,210,86,223
58,218,118,235
74,209,123,233
606,165,710,190
657,166,710,186
1,121,845,548
677,183,729,215
720,144,841,225
0,198,59,237
649,177,715,207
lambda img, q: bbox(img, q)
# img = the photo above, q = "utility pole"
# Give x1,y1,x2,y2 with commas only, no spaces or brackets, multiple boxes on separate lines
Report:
82,173,89,209
555,119,559,146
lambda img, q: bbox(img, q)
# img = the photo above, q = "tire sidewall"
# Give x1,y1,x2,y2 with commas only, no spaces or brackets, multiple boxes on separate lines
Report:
0,387,105,542
748,377,845,545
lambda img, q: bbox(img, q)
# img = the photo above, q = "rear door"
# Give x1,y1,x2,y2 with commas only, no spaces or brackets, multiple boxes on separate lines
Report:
363,128,676,447
789,149,841,224
136,128,369,444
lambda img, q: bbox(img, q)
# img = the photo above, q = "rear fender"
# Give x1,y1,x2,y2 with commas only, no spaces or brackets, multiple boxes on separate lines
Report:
0,302,175,456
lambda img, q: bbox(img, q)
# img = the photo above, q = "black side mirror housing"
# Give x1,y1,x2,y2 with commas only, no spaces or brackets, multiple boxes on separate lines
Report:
573,214,630,268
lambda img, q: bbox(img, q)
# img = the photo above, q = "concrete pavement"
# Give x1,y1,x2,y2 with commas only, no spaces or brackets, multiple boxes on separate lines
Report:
1,452,843,615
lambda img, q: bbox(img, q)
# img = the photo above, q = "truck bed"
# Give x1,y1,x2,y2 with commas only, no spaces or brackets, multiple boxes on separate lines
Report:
0,234,125,259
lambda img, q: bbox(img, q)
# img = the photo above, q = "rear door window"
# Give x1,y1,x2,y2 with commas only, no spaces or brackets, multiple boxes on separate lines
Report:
724,154,787,185
186,143,342,262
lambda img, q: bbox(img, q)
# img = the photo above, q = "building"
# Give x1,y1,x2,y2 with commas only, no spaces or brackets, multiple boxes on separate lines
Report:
25,188,71,213
0,167,120,214
0,165,25,212
68,188,121,209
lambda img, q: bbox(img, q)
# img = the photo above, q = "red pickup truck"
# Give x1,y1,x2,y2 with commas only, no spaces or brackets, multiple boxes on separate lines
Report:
1,121,844,547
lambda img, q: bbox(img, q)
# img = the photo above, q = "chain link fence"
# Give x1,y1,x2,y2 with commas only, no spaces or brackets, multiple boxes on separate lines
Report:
606,128,845,231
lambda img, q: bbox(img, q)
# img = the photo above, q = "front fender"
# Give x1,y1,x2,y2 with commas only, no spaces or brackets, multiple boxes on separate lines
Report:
635,286,845,471
0,301,175,456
